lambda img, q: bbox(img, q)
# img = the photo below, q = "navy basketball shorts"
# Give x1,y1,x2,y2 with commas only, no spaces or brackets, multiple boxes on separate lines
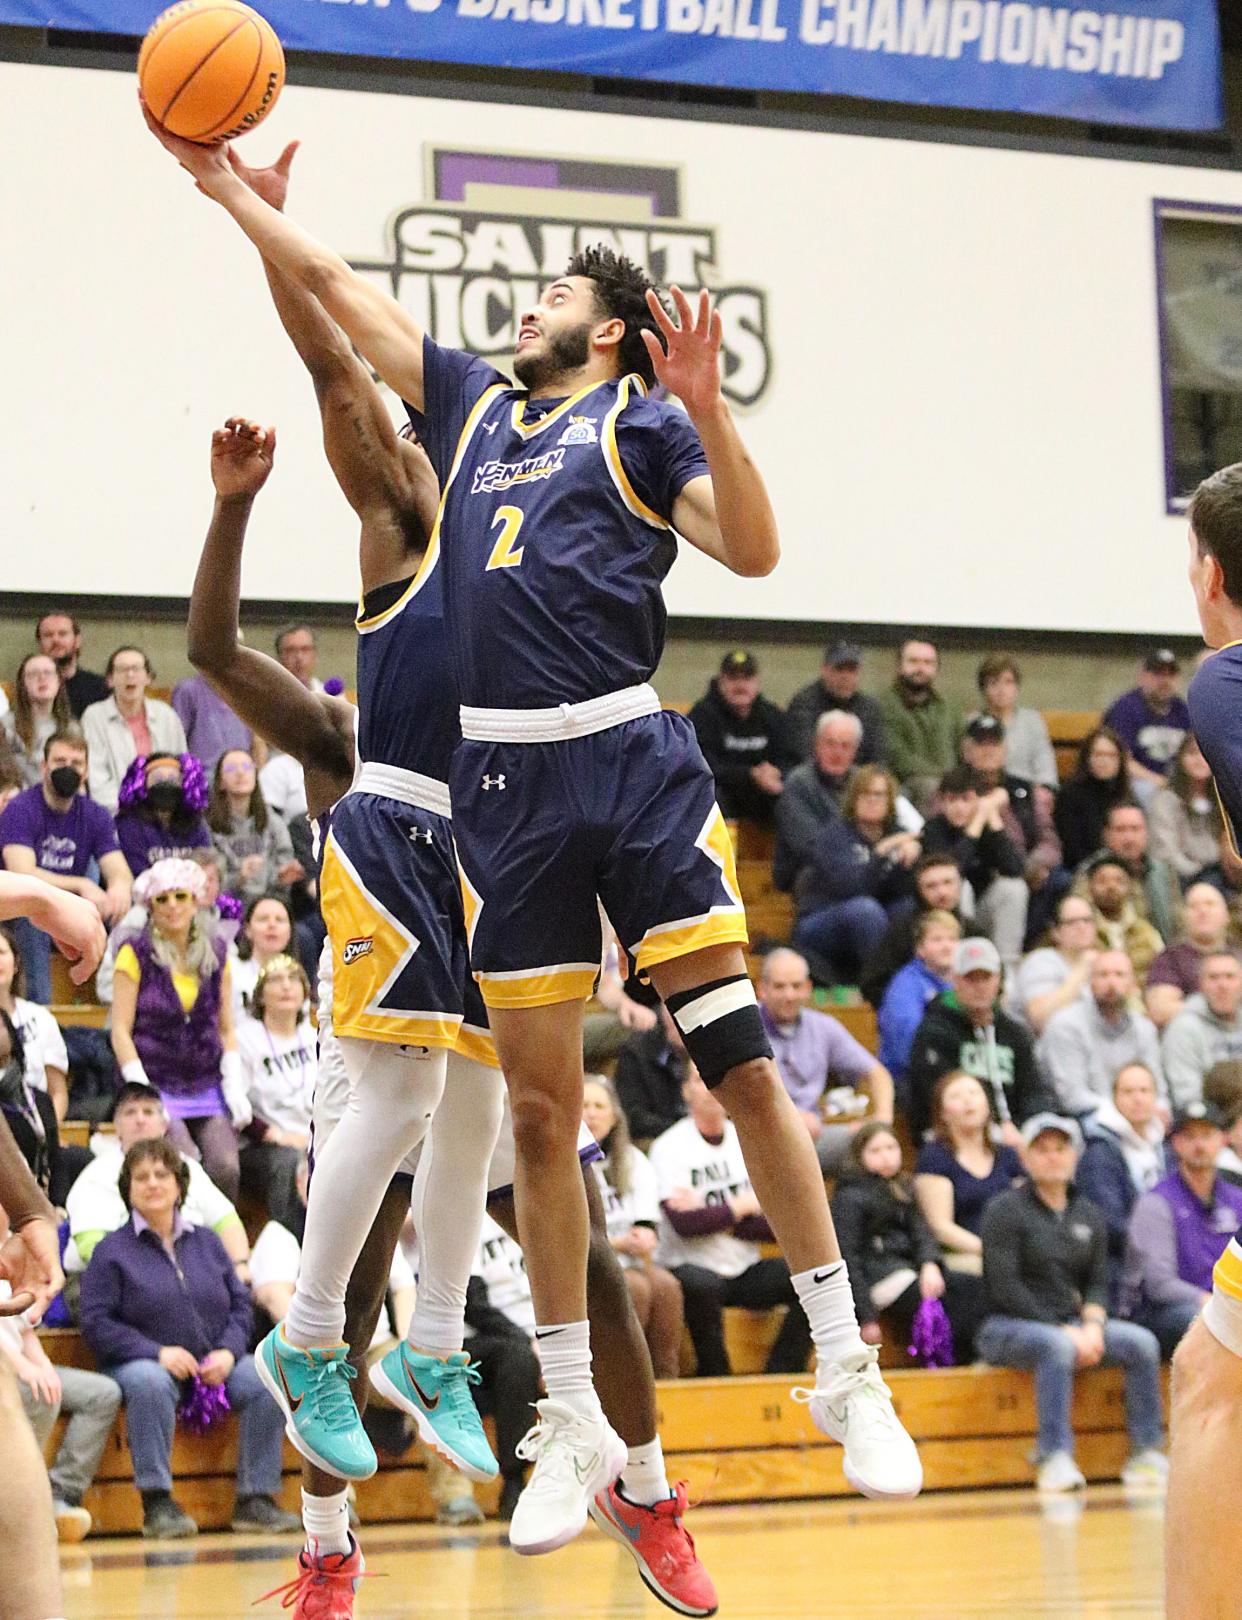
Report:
451,710,749,1011
321,786,471,1050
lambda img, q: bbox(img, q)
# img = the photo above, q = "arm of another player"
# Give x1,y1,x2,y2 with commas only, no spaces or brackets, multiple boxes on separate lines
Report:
0,874,105,984
225,143,431,572
186,420,355,785
142,108,426,409
647,287,779,579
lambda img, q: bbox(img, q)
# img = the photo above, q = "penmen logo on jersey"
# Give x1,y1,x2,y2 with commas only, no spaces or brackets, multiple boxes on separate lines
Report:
348,147,772,410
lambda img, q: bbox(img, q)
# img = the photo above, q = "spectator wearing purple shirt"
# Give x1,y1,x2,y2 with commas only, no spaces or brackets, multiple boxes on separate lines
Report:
114,755,213,877
0,730,132,1001
170,675,254,776
757,948,894,1175
1104,650,1192,798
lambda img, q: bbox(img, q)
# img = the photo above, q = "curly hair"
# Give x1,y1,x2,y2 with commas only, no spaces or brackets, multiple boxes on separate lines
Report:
565,245,665,389
117,752,210,815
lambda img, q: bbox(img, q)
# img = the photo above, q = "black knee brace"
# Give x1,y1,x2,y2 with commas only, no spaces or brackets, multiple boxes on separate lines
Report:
665,974,772,1088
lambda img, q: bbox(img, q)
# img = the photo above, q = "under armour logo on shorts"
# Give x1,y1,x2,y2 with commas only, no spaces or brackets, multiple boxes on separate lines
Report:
408,826,434,844
482,775,507,791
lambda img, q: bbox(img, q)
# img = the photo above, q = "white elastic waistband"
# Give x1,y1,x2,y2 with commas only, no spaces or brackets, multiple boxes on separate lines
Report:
459,684,661,744
349,762,452,819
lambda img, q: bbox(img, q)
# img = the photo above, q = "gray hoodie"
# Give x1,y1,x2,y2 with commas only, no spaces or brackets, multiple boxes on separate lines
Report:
1161,993,1242,1110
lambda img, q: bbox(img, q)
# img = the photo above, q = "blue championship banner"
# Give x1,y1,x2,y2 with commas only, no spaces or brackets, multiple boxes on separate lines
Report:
4,0,1222,131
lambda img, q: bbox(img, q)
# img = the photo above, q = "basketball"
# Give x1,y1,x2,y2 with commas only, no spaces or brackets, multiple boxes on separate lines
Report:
138,0,284,145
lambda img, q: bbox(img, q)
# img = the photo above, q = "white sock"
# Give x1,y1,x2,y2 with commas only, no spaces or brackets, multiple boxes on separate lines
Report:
792,1261,867,1367
286,1039,446,1348
620,1438,672,1506
408,1055,506,1357
533,1320,603,1420
302,1486,352,1558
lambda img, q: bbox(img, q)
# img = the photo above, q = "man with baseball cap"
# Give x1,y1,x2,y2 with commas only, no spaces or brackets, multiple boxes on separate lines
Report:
1121,1102,1242,1357
1103,650,1191,796
976,1113,1166,1493
903,938,1053,1143
960,713,1068,945
786,641,887,764
687,650,798,824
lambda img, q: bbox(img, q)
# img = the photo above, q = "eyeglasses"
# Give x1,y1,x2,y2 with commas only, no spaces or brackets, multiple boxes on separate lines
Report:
219,760,253,776
151,891,192,906
1060,914,1095,926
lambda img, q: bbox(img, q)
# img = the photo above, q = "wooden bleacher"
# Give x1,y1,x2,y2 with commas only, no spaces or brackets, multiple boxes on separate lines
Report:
37,1322,1160,1533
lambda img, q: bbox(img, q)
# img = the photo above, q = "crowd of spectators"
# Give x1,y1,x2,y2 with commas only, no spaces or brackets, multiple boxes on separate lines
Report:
6,625,1236,1533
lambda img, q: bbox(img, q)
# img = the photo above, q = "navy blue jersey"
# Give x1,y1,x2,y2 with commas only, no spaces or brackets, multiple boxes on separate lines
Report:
355,552,460,783
1189,642,1242,854
407,339,709,709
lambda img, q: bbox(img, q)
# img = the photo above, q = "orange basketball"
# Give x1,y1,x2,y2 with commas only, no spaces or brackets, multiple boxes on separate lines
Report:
139,0,284,144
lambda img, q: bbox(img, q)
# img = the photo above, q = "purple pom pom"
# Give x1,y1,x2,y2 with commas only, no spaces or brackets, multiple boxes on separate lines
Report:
907,1297,955,1369
178,1375,232,1435
323,676,345,697
215,894,244,923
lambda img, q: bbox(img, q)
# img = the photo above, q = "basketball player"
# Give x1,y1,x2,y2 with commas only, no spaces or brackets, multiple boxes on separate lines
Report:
0,875,100,1620
187,146,716,1616
147,116,922,1554
1164,461,1242,1620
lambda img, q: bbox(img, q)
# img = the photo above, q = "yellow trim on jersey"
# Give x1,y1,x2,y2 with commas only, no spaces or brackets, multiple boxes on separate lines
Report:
1214,1240,1242,1303
634,913,750,974
697,803,745,909
510,381,606,441
477,965,600,1010
458,864,484,954
601,375,670,532
414,382,513,575
454,1022,500,1069
355,543,440,633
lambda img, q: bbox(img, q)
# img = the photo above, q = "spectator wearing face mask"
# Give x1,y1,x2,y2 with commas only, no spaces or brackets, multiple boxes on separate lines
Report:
0,730,132,1001
115,754,213,877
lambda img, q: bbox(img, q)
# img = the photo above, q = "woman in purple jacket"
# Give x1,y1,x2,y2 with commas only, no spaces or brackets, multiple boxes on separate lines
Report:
109,858,249,1200
79,1137,297,1539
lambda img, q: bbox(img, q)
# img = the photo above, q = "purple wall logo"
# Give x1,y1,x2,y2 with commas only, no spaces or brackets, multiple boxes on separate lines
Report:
348,147,771,408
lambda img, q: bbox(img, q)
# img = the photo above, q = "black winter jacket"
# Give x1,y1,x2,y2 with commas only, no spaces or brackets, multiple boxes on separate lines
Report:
831,1171,941,1323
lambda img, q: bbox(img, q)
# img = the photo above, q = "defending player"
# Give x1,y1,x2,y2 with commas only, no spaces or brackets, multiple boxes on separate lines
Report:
186,148,717,1616
1166,461,1242,1620
146,117,922,1554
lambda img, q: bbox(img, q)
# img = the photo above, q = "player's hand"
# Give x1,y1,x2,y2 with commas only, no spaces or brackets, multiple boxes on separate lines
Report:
27,889,106,985
643,286,722,420
226,141,299,212
140,94,233,195
212,419,277,502
0,1218,64,1322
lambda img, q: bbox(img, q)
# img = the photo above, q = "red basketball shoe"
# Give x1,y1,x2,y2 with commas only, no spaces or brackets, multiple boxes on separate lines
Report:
256,1536,367,1617
589,1480,718,1616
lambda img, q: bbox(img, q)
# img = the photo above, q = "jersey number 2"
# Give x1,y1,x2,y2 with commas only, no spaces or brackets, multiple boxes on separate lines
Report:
485,506,525,572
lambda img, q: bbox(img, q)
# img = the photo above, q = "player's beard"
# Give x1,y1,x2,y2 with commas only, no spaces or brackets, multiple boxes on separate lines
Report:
513,320,593,391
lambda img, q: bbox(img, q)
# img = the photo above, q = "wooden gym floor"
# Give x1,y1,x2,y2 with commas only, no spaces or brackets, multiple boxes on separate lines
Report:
61,1486,1164,1619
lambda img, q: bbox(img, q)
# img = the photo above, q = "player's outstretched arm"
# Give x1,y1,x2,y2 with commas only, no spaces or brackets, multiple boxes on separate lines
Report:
142,105,427,410
0,876,106,984
648,287,780,579
225,146,431,588
188,419,355,789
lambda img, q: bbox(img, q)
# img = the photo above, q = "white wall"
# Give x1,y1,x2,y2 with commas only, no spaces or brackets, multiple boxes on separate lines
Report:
1,59,1238,631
